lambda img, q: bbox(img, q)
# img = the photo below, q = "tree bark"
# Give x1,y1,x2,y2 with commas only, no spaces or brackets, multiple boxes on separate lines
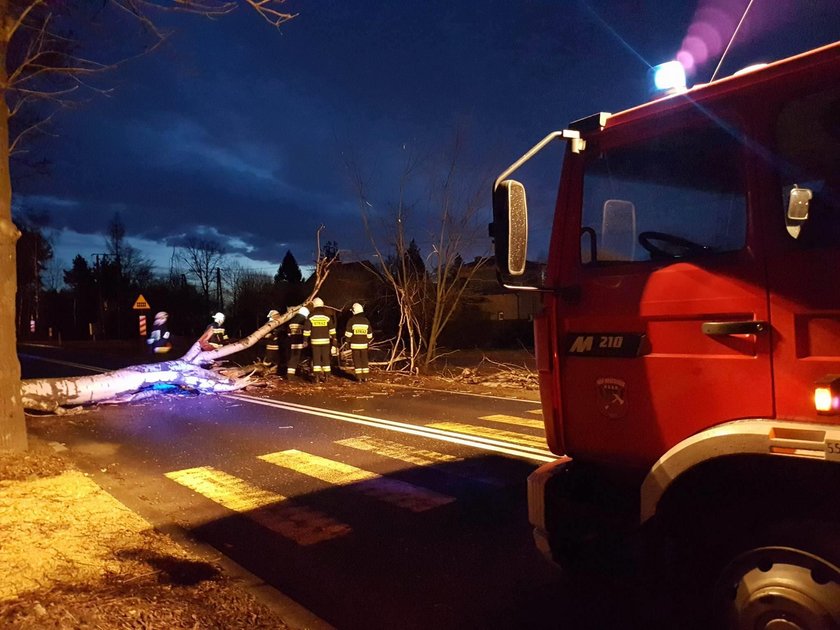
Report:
0,1,28,451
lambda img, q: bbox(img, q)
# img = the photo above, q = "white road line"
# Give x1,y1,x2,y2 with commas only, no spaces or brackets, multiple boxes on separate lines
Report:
229,393,556,463
383,381,539,403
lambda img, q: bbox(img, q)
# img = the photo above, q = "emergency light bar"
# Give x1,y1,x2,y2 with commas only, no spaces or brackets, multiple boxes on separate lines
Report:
815,375,840,415
649,61,687,97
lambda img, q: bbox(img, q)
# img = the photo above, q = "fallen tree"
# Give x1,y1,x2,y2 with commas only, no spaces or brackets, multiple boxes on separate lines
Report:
21,237,333,414
20,306,304,413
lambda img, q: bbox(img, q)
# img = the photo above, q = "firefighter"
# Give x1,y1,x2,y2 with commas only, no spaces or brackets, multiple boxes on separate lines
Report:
146,311,172,355
344,302,373,381
199,312,229,351
263,309,281,375
284,306,309,380
303,297,336,382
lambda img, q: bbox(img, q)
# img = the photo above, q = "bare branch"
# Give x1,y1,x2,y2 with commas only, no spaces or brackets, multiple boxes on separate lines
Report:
244,0,298,28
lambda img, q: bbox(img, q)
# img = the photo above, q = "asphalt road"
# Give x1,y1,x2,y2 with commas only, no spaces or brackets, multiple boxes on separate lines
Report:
19,345,643,629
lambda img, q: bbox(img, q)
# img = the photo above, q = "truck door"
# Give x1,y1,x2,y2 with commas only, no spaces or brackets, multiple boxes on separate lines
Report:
557,112,773,469
762,83,840,421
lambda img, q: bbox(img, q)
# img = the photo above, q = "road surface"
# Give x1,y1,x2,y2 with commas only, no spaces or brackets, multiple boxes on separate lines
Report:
19,345,643,629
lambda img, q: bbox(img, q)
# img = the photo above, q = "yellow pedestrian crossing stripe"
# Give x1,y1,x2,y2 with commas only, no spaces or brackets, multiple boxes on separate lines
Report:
526,408,544,416
426,422,548,449
164,466,350,545
479,414,545,430
337,436,508,487
258,449,455,512
336,436,461,466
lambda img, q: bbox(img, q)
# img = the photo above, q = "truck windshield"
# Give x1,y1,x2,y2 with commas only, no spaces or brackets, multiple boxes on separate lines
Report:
580,123,747,264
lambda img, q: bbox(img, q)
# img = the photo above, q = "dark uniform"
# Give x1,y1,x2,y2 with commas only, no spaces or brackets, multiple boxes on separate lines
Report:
304,301,336,382
284,309,309,379
344,305,373,381
147,312,172,355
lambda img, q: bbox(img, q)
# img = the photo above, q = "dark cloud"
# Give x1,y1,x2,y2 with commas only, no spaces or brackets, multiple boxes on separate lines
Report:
11,0,840,274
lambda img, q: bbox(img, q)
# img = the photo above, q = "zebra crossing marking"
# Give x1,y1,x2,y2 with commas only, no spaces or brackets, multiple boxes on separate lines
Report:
335,436,461,466
478,414,545,430
258,449,455,512
164,465,350,545
336,435,507,486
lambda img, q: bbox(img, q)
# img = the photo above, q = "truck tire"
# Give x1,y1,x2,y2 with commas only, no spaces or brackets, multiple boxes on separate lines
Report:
710,520,840,629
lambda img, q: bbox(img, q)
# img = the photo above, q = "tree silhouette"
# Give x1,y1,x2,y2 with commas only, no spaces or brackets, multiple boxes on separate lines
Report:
63,255,98,338
322,240,340,261
275,250,303,285
14,211,53,336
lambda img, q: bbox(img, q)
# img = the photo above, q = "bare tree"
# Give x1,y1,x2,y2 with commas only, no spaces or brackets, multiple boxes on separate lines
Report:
348,149,426,373
0,0,298,451
420,130,490,369
177,237,226,308
347,132,490,373
224,260,273,331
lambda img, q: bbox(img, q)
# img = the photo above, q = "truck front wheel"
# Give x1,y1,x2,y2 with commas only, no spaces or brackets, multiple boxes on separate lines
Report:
711,522,840,629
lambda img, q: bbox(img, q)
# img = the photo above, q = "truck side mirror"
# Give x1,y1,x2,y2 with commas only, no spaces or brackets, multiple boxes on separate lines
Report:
491,179,528,276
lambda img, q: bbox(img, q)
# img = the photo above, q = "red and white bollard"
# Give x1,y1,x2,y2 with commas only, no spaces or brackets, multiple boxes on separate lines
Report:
139,315,147,337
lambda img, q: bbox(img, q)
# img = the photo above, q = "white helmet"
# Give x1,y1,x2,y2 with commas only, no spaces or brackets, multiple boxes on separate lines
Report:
352,302,363,315
298,306,310,318
267,309,279,319
154,311,168,324
213,312,225,324
312,297,324,308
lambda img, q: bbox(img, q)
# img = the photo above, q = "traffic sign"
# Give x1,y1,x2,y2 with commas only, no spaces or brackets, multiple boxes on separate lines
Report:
133,294,150,310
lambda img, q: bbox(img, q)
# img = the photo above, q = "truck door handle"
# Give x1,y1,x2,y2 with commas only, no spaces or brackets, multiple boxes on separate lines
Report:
701,320,769,336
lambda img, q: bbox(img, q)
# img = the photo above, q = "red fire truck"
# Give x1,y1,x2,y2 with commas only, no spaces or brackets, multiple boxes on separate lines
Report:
492,41,840,626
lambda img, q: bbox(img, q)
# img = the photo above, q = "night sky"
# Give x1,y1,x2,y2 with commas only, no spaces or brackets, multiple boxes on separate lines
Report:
11,0,840,279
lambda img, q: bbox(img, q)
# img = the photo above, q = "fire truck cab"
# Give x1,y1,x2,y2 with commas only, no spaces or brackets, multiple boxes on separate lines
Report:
492,42,840,626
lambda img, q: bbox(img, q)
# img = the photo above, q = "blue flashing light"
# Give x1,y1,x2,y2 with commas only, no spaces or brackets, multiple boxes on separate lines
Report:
651,61,686,93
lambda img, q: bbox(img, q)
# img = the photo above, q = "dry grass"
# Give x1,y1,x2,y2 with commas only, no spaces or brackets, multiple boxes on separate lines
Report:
0,440,290,630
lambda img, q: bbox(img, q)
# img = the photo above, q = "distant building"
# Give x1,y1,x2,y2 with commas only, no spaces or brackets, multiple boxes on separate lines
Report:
303,261,384,311
460,257,540,321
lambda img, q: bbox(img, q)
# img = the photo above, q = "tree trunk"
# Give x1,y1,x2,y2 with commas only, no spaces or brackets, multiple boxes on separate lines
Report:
0,4,27,451
20,361,248,412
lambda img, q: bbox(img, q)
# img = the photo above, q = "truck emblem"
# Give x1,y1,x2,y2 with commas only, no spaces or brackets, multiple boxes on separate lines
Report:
568,335,594,353
597,378,627,419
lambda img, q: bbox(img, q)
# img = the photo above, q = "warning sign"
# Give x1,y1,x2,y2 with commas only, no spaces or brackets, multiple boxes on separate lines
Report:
133,294,150,310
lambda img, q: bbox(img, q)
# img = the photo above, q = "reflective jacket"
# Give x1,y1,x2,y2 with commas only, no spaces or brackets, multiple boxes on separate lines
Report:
264,327,280,352
304,307,336,345
207,325,228,348
284,313,308,350
344,314,373,349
